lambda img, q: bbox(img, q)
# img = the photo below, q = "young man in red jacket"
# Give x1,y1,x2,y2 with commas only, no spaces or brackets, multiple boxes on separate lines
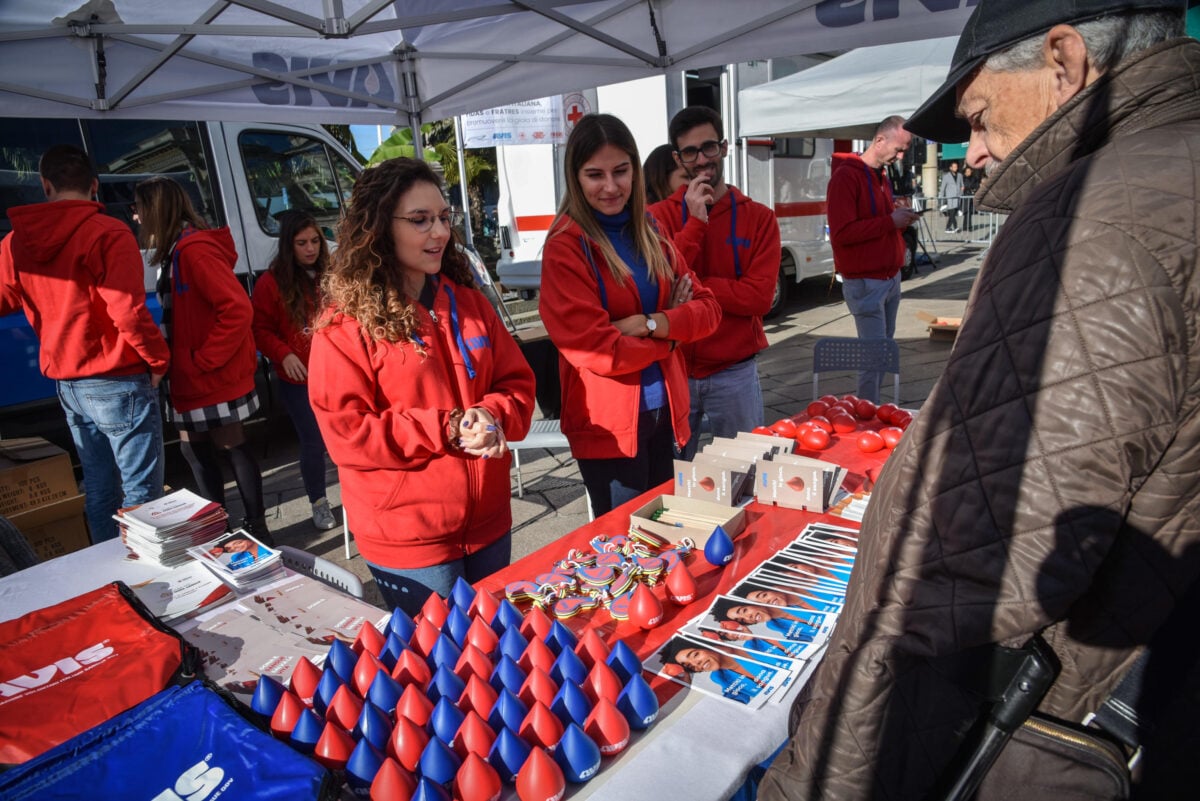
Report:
1,145,170,542
650,106,781,457
826,116,922,402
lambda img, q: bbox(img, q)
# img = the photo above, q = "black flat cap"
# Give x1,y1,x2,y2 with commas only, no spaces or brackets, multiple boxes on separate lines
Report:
905,0,1187,142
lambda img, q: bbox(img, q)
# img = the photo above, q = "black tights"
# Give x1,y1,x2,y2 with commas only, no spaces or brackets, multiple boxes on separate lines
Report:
179,437,265,521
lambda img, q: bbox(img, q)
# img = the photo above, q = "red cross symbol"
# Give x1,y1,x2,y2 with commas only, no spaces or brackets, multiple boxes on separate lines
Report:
567,104,584,124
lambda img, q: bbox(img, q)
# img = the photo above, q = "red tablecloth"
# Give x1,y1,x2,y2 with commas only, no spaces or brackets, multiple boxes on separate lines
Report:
477,425,894,701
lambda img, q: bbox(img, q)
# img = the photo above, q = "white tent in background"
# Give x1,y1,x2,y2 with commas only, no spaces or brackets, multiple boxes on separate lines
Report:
0,1,972,132
739,36,958,140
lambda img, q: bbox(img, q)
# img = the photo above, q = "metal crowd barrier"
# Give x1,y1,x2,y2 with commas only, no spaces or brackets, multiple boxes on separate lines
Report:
910,194,1005,248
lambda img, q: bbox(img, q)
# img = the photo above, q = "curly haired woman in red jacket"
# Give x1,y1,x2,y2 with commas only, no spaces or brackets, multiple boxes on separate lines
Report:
135,177,270,543
251,210,337,531
539,113,721,517
308,158,535,616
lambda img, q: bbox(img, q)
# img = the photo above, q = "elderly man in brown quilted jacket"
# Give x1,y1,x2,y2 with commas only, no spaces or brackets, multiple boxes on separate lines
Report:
760,1,1200,799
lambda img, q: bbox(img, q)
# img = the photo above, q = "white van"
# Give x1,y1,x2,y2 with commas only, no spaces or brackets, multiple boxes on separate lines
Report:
0,117,361,419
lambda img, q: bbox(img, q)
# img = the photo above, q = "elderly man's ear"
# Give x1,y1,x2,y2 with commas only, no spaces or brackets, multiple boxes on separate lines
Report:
1045,24,1097,108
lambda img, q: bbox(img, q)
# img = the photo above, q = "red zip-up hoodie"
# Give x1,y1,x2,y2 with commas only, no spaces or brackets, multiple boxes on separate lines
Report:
308,277,535,569
165,228,257,412
538,216,721,460
826,152,906,279
649,185,778,378
3,200,169,379
251,270,314,384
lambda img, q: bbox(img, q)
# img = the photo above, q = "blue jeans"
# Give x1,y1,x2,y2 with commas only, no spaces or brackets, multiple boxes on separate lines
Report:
57,374,164,543
842,274,901,403
366,531,512,617
578,406,676,517
682,356,764,460
277,379,329,504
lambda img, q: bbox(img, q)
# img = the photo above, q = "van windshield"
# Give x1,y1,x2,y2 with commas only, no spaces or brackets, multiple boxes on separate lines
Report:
239,130,355,241
0,118,219,236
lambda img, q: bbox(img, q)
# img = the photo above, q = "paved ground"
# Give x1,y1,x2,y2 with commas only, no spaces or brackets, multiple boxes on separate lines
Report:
171,237,989,609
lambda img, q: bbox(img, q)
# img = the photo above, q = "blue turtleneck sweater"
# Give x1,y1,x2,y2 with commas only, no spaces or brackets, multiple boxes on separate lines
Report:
594,208,665,411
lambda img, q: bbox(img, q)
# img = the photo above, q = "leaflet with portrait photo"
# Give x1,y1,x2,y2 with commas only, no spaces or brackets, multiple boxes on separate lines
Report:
792,522,860,552
689,594,837,651
732,574,845,614
645,630,790,709
758,554,851,589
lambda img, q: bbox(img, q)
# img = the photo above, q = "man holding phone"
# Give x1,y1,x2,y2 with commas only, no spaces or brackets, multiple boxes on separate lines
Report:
826,115,921,402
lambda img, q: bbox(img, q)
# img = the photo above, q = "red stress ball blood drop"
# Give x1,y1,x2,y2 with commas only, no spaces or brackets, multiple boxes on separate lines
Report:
857,430,885,453
516,747,566,801
800,427,831,451
665,562,697,604
628,583,664,629
770,418,798,438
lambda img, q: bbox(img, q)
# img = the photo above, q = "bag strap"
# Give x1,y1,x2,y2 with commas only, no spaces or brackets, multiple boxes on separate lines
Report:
1086,569,1200,762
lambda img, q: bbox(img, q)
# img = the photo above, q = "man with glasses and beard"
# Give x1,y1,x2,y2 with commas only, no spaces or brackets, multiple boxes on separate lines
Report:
650,106,781,458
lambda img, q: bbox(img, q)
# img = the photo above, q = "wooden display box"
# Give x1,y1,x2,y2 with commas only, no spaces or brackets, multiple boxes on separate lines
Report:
0,437,78,517
629,494,746,549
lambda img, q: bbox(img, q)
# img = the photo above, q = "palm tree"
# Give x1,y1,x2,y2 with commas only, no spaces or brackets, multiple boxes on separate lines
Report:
369,121,499,264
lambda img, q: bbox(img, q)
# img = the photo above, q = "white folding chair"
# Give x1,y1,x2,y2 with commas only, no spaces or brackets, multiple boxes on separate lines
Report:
508,419,593,520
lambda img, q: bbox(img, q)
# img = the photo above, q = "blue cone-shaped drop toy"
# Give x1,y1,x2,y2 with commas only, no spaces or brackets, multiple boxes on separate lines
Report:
617,673,660,730
345,738,386,793
605,640,643,685
418,735,462,786
487,725,531,784
553,722,602,783
449,575,476,610
290,707,324,755
703,524,735,566
550,680,593,727
487,687,528,734
250,674,285,719
429,695,466,746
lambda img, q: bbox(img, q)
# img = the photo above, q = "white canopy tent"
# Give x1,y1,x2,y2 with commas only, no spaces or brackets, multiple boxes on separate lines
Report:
0,0,972,135
739,35,958,140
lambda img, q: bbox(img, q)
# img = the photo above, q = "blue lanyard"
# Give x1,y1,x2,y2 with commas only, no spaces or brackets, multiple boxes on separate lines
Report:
681,191,743,277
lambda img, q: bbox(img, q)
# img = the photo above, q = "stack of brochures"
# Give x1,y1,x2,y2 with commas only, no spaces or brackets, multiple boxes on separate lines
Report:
115,489,230,567
186,529,285,591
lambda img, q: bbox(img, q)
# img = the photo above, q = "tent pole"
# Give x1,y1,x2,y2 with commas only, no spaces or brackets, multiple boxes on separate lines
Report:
397,44,424,162
453,116,475,248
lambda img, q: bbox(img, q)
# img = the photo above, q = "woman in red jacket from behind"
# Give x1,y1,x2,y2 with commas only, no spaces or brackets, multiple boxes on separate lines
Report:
251,210,337,531
309,158,535,616
539,113,721,517
135,177,270,543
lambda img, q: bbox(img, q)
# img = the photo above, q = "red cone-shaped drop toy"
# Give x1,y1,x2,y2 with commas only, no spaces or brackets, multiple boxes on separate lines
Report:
515,747,566,801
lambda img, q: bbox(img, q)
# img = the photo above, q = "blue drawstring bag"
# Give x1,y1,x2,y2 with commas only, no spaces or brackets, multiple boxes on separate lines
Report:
0,681,336,800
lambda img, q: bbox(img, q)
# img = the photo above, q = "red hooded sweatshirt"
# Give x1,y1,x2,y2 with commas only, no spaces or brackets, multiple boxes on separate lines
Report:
3,200,169,380
308,276,535,569
538,216,721,460
826,152,906,280
649,184,779,379
165,228,257,412
251,270,315,384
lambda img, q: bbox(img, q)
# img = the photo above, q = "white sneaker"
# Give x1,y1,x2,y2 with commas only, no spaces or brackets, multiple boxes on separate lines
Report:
312,498,337,530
